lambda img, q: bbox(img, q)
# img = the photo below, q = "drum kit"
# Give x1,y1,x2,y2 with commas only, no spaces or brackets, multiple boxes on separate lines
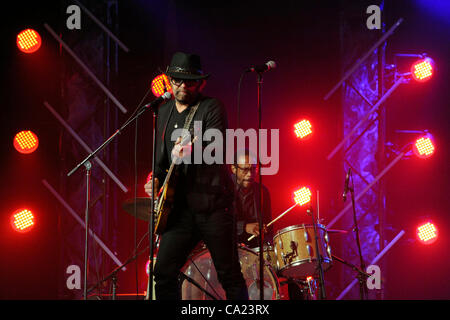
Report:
122,197,348,300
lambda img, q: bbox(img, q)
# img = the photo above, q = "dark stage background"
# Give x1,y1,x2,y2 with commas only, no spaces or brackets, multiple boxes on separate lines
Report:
0,0,448,300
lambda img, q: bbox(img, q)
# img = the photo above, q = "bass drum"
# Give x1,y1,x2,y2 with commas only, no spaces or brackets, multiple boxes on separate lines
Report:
180,245,280,300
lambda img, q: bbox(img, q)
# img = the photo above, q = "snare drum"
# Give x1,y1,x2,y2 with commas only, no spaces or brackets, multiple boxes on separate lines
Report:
180,245,280,300
273,224,332,278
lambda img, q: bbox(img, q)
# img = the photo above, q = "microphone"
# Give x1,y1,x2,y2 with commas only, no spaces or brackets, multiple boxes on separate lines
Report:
246,60,276,73
142,92,172,109
343,168,351,202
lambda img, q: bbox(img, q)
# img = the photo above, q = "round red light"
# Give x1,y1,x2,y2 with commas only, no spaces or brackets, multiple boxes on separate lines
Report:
13,130,39,154
17,29,42,53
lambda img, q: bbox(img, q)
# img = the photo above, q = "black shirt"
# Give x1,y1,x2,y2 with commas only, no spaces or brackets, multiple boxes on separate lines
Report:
164,104,191,168
233,175,273,248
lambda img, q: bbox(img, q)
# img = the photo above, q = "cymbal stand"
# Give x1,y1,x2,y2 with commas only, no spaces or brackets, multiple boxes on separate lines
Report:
87,246,148,299
307,202,326,299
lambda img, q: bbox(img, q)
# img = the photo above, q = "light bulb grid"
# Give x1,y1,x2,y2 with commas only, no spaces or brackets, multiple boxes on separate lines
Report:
151,74,171,97
15,131,38,150
294,187,312,206
414,137,434,156
13,209,34,231
417,223,437,242
17,29,41,52
294,120,312,139
412,61,432,81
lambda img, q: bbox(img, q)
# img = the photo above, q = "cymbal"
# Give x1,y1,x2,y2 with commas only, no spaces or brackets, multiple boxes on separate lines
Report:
327,229,348,234
122,198,152,221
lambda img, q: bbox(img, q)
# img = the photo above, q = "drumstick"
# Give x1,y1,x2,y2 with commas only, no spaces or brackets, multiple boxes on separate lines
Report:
247,203,298,242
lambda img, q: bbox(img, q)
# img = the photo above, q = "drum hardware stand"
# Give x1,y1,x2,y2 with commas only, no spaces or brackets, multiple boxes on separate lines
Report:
178,272,219,300
87,246,149,300
344,169,369,300
306,202,326,300
331,254,371,298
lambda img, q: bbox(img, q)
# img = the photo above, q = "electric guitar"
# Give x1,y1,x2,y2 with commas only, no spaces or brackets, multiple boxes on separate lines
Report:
154,132,197,235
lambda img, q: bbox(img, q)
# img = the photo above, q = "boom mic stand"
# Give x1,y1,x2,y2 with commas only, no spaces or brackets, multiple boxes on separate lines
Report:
331,254,371,291
256,72,264,300
67,93,170,301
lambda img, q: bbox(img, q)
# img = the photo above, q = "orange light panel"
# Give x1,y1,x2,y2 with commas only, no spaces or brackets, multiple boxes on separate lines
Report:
411,59,433,82
294,120,312,139
294,187,312,206
151,74,172,97
17,29,41,53
11,209,35,233
417,222,437,244
14,130,39,154
413,137,434,158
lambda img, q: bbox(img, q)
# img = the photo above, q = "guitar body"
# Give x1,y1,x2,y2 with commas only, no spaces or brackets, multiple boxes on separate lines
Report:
154,169,178,235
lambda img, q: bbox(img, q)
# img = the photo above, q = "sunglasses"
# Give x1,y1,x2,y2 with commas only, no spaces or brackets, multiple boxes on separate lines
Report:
170,77,201,87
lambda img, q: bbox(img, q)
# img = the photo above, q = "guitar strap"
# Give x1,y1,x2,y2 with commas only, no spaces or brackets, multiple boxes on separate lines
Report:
182,100,200,132
179,100,200,175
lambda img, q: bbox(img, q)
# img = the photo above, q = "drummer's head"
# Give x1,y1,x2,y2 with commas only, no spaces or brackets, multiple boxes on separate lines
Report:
231,149,258,189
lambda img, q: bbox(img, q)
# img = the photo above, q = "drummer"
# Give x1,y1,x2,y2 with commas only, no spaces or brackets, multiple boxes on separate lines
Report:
231,149,308,300
230,149,273,249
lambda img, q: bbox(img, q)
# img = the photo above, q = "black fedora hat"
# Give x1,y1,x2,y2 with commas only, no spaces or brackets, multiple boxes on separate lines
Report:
165,52,210,80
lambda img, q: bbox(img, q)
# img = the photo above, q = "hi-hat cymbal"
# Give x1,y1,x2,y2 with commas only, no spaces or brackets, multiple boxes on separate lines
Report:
327,229,348,234
122,198,152,221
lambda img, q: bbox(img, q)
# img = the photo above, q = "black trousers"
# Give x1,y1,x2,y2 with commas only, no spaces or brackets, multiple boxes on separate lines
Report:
154,204,249,300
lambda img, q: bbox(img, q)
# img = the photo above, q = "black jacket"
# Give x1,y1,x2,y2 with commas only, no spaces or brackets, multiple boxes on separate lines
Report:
154,95,234,214
233,176,273,248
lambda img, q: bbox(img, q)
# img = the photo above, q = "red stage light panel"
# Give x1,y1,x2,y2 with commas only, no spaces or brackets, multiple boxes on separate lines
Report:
294,120,312,139
13,130,39,154
151,74,172,97
17,29,42,53
11,209,35,233
411,58,434,82
413,137,435,159
293,187,312,206
417,222,438,245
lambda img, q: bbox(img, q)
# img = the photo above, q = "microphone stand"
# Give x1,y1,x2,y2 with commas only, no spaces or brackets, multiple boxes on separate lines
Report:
256,72,264,300
307,202,326,299
146,107,157,301
348,173,369,300
331,254,371,287
67,97,168,301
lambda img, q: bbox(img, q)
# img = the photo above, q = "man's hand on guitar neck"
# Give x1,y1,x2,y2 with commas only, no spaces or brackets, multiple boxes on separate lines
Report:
171,135,198,162
144,177,159,199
